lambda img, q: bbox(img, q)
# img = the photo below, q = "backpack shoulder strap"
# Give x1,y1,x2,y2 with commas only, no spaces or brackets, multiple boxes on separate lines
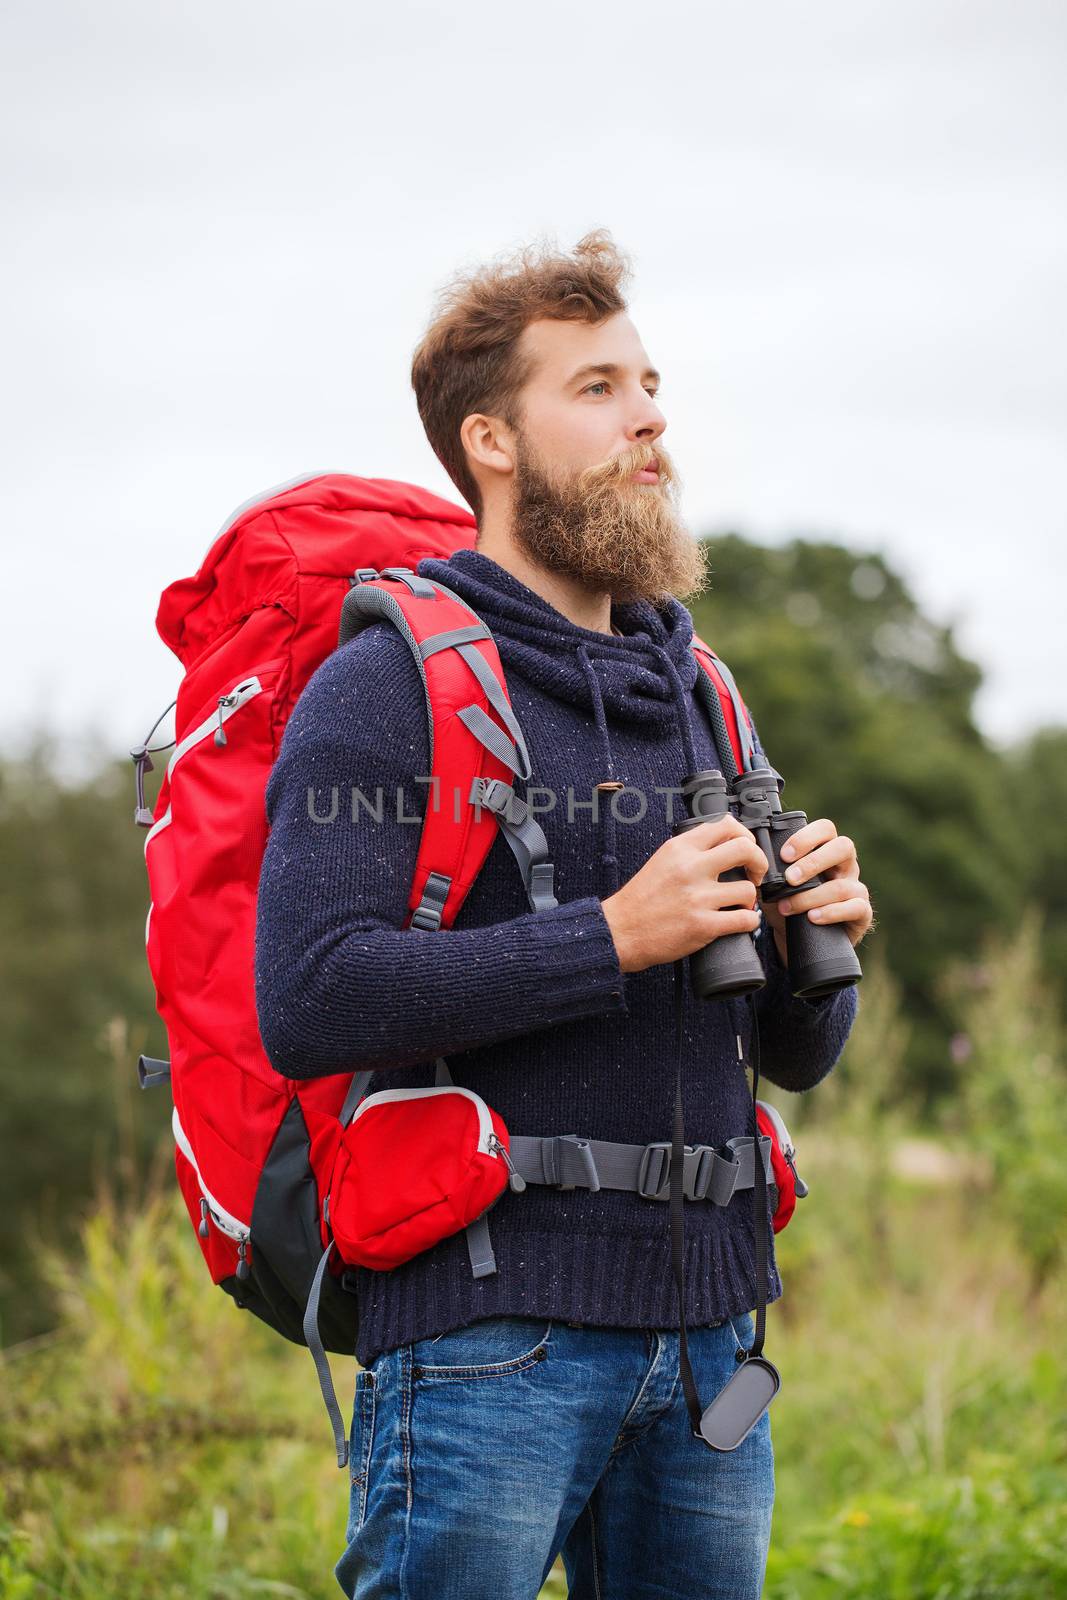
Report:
338,567,557,931
689,632,756,779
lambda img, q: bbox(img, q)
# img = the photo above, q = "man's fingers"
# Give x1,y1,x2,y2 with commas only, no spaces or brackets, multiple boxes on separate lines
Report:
690,816,749,848
779,877,867,915
802,896,871,928
780,818,837,862
783,834,856,884
703,834,768,884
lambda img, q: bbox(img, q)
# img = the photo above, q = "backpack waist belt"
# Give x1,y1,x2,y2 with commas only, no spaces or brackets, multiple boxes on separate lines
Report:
507,1131,774,1206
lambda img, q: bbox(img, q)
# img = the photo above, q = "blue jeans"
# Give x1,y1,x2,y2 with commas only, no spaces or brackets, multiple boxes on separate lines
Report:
334,1312,775,1600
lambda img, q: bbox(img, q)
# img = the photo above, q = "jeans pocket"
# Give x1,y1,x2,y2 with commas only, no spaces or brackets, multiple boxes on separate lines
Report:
411,1316,553,1380
348,1368,377,1533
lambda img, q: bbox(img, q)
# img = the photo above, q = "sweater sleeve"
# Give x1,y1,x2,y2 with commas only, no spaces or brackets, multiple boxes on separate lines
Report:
254,625,629,1080
741,708,860,1092
749,917,858,1092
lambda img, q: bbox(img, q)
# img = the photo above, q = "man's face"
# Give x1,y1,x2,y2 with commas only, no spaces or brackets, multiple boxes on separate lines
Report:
505,312,707,606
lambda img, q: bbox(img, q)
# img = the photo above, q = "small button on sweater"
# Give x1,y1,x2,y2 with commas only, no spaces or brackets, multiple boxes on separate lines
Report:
254,548,859,1366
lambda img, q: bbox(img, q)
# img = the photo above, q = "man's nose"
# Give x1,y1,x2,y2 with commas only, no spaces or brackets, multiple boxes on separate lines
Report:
626,392,666,444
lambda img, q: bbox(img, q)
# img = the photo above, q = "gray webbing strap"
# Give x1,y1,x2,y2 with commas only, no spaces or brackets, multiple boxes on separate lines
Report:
378,566,438,598
303,1240,349,1468
453,643,533,781
464,1212,497,1278
339,1069,375,1129
507,1131,774,1205
470,777,558,913
456,704,530,781
419,625,492,658
434,1057,498,1277
410,871,452,931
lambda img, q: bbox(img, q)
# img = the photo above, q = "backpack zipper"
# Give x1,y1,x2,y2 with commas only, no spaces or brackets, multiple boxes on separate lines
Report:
143,676,263,852
351,1085,497,1155
755,1098,795,1161
756,1098,809,1198
172,1105,252,1275
145,674,264,1277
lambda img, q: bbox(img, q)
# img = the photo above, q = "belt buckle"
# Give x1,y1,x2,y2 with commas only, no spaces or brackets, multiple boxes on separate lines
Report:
688,1145,715,1202
637,1141,672,1200
637,1143,716,1202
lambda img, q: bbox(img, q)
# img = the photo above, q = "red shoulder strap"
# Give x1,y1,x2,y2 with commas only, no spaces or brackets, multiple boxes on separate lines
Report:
337,568,543,931
689,632,755,777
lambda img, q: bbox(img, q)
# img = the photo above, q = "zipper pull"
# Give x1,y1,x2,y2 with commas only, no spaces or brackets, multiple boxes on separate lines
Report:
130,697,176,826
488,1133,526,1193
130,745,155,827
214,691,239,747
197,1197,210,1238
236,1237,250,1280
783,1147,809,1199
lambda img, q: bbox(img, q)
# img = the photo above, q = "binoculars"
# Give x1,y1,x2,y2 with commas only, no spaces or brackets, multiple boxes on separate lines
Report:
671,766,863,1003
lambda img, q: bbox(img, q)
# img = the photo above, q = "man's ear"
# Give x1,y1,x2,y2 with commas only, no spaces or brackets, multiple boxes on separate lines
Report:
461,412,516,482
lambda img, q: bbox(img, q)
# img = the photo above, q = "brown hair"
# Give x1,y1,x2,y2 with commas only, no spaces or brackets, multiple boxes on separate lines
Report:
410,228,632,521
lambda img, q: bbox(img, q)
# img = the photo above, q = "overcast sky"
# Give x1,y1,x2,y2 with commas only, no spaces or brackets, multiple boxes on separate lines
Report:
2,0,1063,776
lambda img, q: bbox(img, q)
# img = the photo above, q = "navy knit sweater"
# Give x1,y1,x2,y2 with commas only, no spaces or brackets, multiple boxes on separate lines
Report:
254,548,858,1367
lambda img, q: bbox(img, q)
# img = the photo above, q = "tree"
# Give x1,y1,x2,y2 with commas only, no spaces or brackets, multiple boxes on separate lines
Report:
690,535,1028,1100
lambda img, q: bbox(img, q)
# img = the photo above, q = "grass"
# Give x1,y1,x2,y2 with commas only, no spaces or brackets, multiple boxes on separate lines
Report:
2,935,1065,1597
2,1148,1062,1599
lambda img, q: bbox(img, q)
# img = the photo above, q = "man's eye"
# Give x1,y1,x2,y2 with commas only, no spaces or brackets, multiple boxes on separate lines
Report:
582,381,660,399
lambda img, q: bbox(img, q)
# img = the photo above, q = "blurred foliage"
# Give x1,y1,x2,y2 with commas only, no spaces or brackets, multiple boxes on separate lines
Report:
0,739,173,1346
691,536,1034,1099
1,917,1064,1596
1007,727,1067,1022
0,530,1062,1354
939,909,1067,1290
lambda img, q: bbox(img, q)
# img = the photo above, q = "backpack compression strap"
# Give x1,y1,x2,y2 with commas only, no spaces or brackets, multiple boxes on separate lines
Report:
338,567,558,930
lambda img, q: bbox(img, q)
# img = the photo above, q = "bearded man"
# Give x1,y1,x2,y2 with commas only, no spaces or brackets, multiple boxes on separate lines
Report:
255,229,871,1600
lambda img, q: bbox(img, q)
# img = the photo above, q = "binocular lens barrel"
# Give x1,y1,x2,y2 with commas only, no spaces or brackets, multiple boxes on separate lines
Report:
675,768,863,1003
674,771,766,1000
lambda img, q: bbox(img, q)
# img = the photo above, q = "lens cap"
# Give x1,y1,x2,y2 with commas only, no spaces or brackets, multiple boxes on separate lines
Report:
698,1355,781,1451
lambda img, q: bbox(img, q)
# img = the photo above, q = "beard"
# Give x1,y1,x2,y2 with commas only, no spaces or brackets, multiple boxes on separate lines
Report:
509,432,708,607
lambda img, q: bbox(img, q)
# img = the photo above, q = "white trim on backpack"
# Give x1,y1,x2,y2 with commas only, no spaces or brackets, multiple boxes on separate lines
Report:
350,1085,498,1158
172,1105,252,1242
143,676,264,854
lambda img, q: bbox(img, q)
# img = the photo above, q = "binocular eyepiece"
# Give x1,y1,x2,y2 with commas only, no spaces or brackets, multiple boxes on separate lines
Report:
671,767,863,1003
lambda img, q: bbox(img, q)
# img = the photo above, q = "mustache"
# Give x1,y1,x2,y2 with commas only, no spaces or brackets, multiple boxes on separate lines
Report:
578,441,677,489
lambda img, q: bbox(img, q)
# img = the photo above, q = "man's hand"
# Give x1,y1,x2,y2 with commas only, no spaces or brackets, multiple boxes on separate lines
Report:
761,818,874,969
601,815,768,974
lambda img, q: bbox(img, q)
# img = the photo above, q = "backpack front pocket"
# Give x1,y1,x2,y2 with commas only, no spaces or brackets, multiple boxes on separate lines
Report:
327,1086,512,1270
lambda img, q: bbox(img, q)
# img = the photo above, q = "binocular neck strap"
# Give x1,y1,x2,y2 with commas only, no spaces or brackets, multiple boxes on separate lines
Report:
670,960,770,1439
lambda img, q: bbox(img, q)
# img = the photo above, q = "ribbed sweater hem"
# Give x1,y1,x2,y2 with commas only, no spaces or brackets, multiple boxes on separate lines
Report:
353,1217,784,1368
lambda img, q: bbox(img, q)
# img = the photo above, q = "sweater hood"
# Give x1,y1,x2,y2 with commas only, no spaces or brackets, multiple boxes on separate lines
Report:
414,549,701,753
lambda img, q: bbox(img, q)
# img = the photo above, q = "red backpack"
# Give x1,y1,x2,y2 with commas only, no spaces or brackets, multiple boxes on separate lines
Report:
132,471,804,1460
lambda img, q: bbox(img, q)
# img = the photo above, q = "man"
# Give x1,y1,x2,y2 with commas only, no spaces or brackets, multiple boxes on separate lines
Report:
255,229,872,1600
